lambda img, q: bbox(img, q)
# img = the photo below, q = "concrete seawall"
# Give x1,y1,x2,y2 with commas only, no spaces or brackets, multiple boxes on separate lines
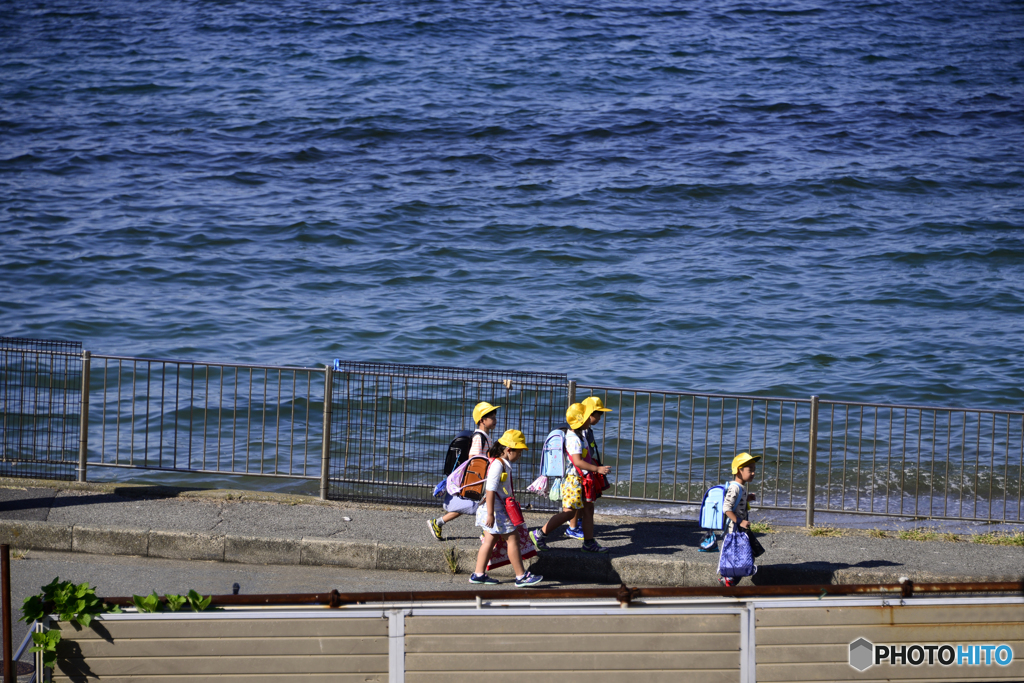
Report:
1,479,1021,586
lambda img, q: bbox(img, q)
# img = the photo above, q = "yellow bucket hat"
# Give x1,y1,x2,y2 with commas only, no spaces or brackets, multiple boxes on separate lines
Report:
472,401,500,424
582,396,612,413
566,402,593,430
497,429,528,450
731,452,762,474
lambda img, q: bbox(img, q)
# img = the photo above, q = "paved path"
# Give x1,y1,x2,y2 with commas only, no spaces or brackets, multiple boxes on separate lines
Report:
1,479,1021,591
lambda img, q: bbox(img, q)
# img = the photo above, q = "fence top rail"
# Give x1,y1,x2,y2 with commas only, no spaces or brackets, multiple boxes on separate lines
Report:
819,398,1024,417
577,384,814,404
90,354,327,373
333,360,568,387
0,346,82,357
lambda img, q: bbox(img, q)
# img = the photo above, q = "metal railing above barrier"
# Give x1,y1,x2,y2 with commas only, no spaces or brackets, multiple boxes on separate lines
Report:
1,339,1021,526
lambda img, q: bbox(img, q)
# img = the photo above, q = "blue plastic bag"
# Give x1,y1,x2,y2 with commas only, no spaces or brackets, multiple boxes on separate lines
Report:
718,531,755,577
432,479,447,497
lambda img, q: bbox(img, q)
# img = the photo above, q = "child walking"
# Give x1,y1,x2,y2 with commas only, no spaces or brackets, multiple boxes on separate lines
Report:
470,430,543,587
529,403,612,554
429,401,499,540
565,395,612,539
718,452,760,587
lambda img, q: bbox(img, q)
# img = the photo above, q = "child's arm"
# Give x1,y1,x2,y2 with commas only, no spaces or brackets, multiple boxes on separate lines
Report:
724,483,750,530
568,452,610,475
724,509,749,530
484,489,496,528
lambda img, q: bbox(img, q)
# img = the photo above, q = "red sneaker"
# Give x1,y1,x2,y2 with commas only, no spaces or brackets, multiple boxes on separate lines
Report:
718,576,736,588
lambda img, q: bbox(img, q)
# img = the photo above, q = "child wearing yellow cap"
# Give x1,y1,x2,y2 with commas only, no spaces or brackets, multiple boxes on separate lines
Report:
470,430,543,587
564,395,613,539
429,402,499,540
529,402,612,554
718,452,761,587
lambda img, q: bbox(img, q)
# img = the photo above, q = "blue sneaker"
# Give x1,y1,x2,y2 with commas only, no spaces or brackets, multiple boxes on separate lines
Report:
699,532,718,552
529,529,548,551
515,572,543,588
468,573,499,585
564,525,583,539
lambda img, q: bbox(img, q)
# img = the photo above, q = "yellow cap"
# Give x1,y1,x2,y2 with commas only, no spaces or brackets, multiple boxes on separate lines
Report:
473,401,500,424
582,396,612,413
566,402,594,430
497,429,528,450
731,452,762,474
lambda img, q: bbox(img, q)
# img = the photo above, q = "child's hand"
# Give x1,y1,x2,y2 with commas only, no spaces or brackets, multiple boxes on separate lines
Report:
486,513,495,528
597,465,611,475
739,520,750,530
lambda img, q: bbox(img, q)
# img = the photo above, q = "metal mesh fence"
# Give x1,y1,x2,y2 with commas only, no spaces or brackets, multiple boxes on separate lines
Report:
817,401,1024,522
578,385,813,511
328,361,568,505
0,338,82,480
5,340,1021,525
88,355,326,480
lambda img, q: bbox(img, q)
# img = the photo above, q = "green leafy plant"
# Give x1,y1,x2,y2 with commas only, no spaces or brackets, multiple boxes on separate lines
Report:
21,578,211,669
748,521,775,534
30,629,61,669
165,594,188,612
21,578,120,669
132,592,162,613
808,524,843,537
187,589,212,611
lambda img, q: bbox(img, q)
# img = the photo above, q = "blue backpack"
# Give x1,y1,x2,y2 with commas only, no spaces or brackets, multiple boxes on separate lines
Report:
540,429,566,478
699,484,727,531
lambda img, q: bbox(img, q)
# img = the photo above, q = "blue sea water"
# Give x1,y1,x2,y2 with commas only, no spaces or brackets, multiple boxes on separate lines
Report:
2,0,1024,412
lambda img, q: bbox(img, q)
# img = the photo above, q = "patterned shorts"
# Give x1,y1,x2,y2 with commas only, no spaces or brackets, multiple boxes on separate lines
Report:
561,471,584,511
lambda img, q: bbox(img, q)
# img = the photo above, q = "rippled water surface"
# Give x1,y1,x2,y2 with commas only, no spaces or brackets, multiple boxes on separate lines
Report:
2,0,1023,409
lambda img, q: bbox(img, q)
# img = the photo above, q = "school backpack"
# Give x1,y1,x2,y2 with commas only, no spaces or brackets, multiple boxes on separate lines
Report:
446,455,491,501
442,429,476,476
540,429,566,478
699,484,727,530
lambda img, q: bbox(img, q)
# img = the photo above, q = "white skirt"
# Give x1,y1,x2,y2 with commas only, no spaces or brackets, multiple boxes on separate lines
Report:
475,501,517,535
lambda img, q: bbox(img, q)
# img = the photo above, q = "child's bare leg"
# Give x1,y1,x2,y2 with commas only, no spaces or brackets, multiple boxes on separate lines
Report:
568,510,580,529
442,511,460,524
474,532,498,575
581,502,595,540
541,509,575,535
506,532,526,576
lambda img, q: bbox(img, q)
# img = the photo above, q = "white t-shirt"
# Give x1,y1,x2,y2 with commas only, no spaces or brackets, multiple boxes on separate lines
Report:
564,430,591,473
484,458,513,502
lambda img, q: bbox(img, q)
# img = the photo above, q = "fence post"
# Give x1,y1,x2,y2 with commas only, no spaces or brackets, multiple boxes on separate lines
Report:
77,350,91,483
567,380,576,407
320,366,333,501
805,395,819,528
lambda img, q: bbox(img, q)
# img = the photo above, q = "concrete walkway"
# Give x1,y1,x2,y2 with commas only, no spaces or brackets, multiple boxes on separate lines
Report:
0,479,1021,586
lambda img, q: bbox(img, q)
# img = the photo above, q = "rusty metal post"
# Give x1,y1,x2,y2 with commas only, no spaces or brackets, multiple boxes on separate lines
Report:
805,395,819,528
319,366,333,501
567,380,576,407
2,544,12,683
77,350,91,483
